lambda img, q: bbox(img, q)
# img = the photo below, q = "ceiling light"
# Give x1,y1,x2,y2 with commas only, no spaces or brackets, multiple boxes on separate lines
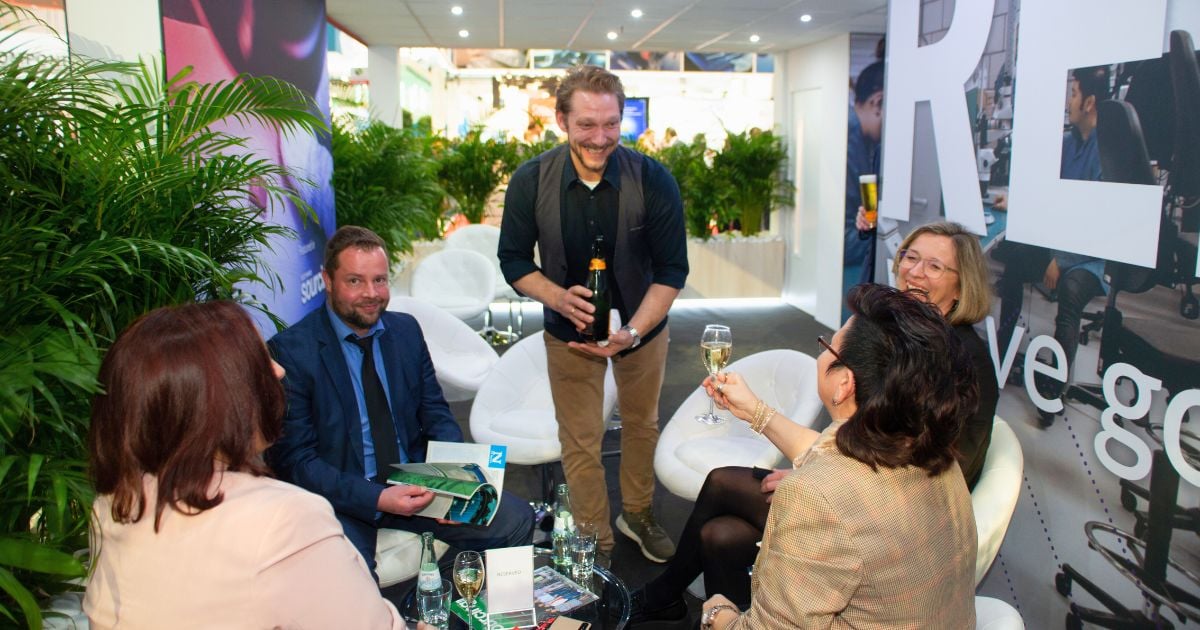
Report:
631,8,643,18
749,34,760,43
800,14,813,23
451,5,463,15
458,29,469,38
607,31,618,40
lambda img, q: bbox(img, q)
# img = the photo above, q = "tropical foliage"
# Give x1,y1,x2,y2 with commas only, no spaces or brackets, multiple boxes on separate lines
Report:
657,135,735,238
330,118,443,261
0,4,324,627
710,129,792,236
436,126,524,224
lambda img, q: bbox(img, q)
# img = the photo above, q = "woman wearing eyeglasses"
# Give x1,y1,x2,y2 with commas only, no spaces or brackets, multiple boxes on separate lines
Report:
630,222,996,627
698,284,978,629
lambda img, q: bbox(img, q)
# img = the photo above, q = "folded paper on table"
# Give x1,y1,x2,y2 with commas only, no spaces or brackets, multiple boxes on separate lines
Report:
487,546,534,626
449,566,600,629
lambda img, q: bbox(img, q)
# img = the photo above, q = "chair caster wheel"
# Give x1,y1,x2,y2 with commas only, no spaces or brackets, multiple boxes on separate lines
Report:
1055,571,1072,597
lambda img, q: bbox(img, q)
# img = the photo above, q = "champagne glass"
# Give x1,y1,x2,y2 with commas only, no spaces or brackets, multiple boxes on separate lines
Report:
696,324,733,425
453,551,485,624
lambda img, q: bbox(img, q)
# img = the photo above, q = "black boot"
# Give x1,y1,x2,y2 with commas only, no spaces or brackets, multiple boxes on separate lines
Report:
628,587,688,627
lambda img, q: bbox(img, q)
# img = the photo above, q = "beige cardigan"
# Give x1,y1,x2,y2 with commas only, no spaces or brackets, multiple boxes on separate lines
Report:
85,470,404,629
729,423,978,629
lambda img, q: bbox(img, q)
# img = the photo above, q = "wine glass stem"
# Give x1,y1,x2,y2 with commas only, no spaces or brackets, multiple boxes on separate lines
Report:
709,370,718,416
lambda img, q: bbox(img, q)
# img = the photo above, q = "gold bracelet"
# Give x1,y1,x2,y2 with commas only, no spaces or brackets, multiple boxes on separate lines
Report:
752,406,775,434
748,399,765,427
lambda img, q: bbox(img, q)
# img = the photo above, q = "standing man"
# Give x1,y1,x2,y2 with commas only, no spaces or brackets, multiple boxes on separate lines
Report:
499,65,689,563
268,226,533,577
994,65,1110,427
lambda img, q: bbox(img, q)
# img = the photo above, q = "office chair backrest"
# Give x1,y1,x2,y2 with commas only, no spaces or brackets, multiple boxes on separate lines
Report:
1168,30,1200,203
1096,99,1159,294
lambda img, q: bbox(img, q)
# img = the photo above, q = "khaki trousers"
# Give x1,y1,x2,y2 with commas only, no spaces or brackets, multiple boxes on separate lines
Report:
544,328,669,552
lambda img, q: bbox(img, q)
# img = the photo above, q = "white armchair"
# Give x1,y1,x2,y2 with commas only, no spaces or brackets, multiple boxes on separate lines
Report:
387,296,498,402
972,417,1024,586
409,248,496,322
654,350,824,501
975,596,1025,629
444,223,524,343
469,334,617,467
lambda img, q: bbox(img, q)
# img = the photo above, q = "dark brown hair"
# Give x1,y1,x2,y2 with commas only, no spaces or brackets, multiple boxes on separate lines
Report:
555,65,626,117
833,284,979,475
324,225,386,274
88,300,285,531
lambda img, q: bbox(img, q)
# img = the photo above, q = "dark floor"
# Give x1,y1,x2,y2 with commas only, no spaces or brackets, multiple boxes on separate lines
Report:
384,300,833,626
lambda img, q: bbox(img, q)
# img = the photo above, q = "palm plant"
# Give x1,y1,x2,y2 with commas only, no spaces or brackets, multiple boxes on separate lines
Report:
437,127,523,224
658,136,734,238
330,118,443,261
711,129,792,235
0,4,324,627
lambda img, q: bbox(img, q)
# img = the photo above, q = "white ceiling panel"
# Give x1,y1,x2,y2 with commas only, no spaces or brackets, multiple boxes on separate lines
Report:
327,0,887,53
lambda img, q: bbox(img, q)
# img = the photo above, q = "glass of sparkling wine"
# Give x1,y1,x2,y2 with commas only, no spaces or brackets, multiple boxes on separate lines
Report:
696,324,733,425
569,521,598,582
453,551,485,624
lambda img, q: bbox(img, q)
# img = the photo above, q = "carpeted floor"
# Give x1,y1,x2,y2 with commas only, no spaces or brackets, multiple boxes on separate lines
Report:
383,299,834,626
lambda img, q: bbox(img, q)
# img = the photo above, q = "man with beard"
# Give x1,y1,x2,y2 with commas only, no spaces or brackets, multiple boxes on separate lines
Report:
268,226,533,578
499,66,688,565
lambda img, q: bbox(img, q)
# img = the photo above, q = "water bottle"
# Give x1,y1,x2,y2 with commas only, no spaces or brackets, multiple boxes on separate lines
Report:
551,483,575,567
418,532,440,594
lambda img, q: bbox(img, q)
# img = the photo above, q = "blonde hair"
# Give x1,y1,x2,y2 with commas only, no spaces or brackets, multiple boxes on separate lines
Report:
892,221,992,326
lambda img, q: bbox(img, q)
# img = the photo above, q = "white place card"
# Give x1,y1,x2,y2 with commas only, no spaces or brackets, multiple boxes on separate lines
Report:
485,545,535,626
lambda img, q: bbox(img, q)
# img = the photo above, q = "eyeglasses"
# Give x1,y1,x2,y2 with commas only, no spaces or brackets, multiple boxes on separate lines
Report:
817,336,846,366
897,249,959,279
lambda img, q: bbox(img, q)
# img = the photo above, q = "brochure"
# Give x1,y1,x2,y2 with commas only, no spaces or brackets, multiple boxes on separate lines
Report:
386,441,507,526
387,462,499,526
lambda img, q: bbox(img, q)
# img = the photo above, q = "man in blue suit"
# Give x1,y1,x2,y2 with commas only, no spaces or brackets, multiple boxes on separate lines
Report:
268,225,533,576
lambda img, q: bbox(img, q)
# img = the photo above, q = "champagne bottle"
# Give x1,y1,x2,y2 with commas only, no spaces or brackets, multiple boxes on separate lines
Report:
583,235,610,344
418,531,440,594
551,483,575,567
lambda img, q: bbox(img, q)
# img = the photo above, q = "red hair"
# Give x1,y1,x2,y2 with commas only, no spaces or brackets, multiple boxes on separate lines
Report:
88,301,284,531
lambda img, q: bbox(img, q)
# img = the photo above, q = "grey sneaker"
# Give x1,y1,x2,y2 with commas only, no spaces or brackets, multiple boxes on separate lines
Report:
616,508,676,563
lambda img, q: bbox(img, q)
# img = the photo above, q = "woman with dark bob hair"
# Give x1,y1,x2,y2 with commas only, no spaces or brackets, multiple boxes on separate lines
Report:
681,285,977,629
84,301,404,629
632,222,996,624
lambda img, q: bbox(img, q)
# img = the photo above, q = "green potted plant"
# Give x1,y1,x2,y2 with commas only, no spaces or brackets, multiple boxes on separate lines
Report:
331,118,443,261
658,135,735,239
436,127,523,224
710,129,792,236
0,5,324,627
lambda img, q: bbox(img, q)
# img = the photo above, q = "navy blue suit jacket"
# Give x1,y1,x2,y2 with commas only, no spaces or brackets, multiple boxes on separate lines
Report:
267,307,463,527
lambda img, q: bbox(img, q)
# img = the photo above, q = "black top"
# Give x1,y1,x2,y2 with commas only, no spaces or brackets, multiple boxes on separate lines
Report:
954,323,999,490
499,148,688,347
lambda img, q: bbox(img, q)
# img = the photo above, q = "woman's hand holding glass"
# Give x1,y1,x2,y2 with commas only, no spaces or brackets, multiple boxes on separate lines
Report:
703,372,759,423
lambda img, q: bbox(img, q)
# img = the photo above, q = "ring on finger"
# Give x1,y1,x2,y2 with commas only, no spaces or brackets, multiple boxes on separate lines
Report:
716,383,725,394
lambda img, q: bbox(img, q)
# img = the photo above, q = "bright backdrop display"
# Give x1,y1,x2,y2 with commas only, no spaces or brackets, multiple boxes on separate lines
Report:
872,0,1200,624
162,0,334,332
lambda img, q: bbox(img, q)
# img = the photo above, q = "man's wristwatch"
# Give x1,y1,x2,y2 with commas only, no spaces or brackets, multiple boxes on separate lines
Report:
701,603,738,630
620,325,641,349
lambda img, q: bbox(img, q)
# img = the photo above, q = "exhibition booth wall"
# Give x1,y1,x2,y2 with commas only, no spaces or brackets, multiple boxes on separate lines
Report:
15,0,1199,626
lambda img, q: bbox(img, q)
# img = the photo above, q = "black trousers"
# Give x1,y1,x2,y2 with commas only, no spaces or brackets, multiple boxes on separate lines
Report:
643,467,768,608
995,243,1105,398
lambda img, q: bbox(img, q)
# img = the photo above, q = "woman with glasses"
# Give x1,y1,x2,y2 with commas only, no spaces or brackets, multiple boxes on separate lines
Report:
631,222,996,626
692,284,978,629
